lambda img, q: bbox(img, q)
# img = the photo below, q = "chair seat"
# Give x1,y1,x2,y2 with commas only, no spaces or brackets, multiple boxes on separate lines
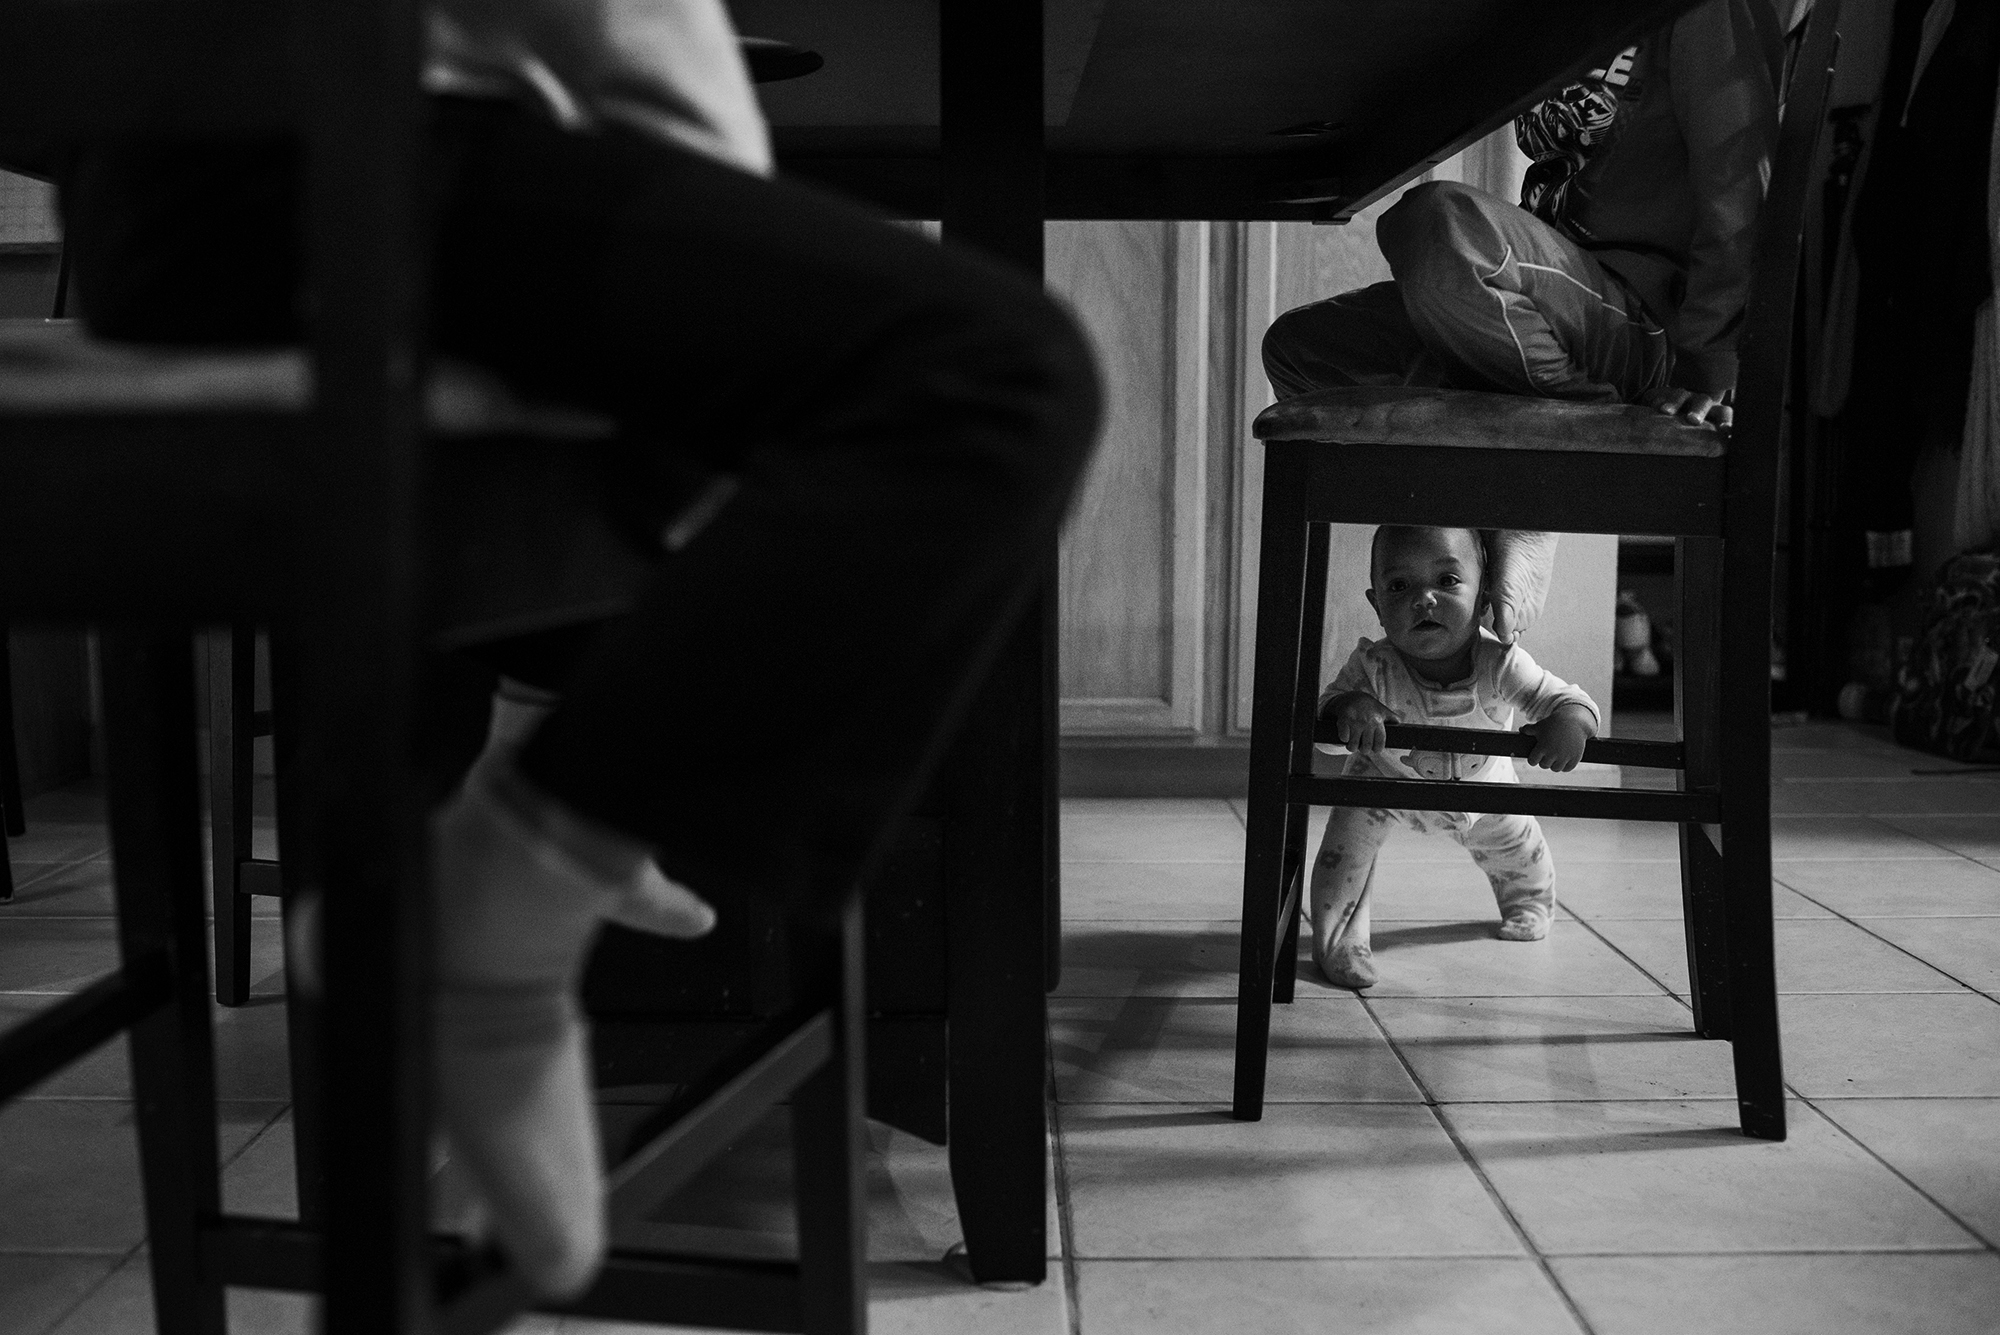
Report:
1253,386,1724,458
0,319,613,438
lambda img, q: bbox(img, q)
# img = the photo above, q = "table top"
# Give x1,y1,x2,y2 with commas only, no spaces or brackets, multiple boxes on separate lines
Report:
736,0,1704,220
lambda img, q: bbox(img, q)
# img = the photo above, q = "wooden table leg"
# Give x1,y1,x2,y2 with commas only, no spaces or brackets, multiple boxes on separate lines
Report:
944,601,1050,1284
937,0,1052,1287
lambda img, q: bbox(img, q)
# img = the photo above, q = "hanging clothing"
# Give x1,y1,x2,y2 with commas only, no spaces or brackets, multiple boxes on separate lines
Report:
1835,0,2000,537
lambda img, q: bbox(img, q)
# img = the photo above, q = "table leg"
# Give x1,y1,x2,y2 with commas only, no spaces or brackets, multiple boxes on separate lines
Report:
938,0,1052,1287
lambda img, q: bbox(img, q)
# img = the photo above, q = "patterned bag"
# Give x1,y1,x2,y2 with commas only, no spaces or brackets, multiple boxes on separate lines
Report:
1889,548,2000,760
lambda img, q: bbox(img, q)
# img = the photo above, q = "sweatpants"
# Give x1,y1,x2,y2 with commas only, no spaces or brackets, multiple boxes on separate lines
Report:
1308,802,1555,964
58,96,1101,914
1261,180,1672,404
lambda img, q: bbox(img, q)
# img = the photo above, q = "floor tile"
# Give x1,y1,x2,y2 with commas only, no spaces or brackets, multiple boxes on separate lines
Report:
1781,993,2000,1097
1559,871,1832,921
1770,816,1948,861
4,824,110,866
1852,918,2000,994
1341,920,1665,999
0,919,119,993
1530,819,1682,862
1813,1098,2000,1246
1059,1103,1521,1259
221,1112,300,1219
1057,921,1240,998
1062,811,1247,863
17,993,298,1101
0,1100,276,1252
1584,917,1966,997
1534,861,1681,921
1075,1258,1578,1335
1333,858,1599,922
1060,860,1244,920
1765,747,1939,780
0,1255,117,1335
606,1106,1023,1268
1552,1253,2000,1335
1370,995,1736,1102
1774,777,2000,816
1051,995,1420,1105
553,1259,1069,1335
46,1250,316,1335
1774,857,2000,916
1878,815,2000,868
1445,1099,1979,1255
0,858,115,916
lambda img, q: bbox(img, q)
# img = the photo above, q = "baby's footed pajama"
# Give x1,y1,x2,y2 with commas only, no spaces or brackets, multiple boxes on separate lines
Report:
1308,801,1555,989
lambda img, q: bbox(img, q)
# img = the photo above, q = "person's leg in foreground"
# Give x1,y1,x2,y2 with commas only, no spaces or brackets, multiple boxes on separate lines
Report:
60,103,1101,1298
417,105,1101,1295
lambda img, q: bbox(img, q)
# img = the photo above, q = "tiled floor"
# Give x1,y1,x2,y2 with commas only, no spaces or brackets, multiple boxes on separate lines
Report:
3,720,1999,1332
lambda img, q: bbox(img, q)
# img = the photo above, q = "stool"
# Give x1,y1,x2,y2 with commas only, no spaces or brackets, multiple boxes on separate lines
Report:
1230,1,1840,1143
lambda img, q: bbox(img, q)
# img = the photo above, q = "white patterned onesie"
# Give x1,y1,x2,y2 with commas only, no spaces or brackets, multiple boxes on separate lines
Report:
1311,632,1599,965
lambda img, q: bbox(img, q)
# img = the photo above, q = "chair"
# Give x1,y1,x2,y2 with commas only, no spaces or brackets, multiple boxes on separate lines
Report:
1231,1,1840,1142
0,4,869,1333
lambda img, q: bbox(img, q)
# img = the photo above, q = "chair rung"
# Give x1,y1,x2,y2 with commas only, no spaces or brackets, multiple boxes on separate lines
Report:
200,1216,321,1292
0,951,172,1102
606,1010,835,1226
1313,723,1684,770
201,1215,538,1335
550,1251,802,1331
239,858,285,899
1288,775,1717,823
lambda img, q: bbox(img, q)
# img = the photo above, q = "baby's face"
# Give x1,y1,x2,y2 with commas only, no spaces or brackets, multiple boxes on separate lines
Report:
1369,528,1484,663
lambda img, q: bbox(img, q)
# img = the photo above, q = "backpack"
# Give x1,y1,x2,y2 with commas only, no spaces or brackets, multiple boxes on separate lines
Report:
1889,547,2000,760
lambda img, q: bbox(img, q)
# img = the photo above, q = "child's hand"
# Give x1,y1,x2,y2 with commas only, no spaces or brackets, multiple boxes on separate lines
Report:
1330,692,1399,754
1523,704,1594,772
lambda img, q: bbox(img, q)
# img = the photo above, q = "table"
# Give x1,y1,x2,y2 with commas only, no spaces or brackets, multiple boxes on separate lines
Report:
713,0,1711,1286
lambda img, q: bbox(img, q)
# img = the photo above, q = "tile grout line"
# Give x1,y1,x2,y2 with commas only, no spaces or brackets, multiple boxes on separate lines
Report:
1352,994,1600,1335
38,1240,147,1335
1794,1093,2000,1255
1770,877,2000,1008
1046,1016,1086,1335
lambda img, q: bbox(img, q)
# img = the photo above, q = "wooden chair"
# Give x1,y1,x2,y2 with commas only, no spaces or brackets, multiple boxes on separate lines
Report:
1231,1,1839,1142
0,3,869,1333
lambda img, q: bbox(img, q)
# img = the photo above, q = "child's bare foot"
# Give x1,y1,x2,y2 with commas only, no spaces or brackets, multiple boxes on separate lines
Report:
1318,942,1378,990
1497,908,1551,941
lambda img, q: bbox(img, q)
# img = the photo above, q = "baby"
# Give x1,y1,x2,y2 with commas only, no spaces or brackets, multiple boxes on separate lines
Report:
1312,525,1600,989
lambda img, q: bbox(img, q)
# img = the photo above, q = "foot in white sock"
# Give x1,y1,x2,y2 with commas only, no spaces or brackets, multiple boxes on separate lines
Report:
1498,907,1551,941
1317,941,1378,990
477,682,717,940
431,770,638,1299
1485,530,1560,643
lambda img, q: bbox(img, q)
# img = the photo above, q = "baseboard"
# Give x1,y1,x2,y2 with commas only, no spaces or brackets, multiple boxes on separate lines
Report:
1059,741,1251,799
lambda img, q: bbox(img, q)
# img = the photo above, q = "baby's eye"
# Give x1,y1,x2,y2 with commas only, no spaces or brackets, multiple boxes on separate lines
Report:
1385,579,1407,593
1439,574,1461,587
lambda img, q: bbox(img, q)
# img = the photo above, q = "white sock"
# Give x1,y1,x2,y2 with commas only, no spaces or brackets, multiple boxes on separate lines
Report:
434,767,649,1299
1486,530,1560,643
478,681,716,939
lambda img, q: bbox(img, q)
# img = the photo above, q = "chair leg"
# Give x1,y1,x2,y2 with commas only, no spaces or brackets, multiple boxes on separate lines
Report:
1,628,21,905
791,898,868,1335
1717,539,1784,1141
268,632,326,1223
1234,454,1313,1121
1674,539,1731,1038
206,625,256,1006
101,627,227,1335
1272,524,1331,1006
